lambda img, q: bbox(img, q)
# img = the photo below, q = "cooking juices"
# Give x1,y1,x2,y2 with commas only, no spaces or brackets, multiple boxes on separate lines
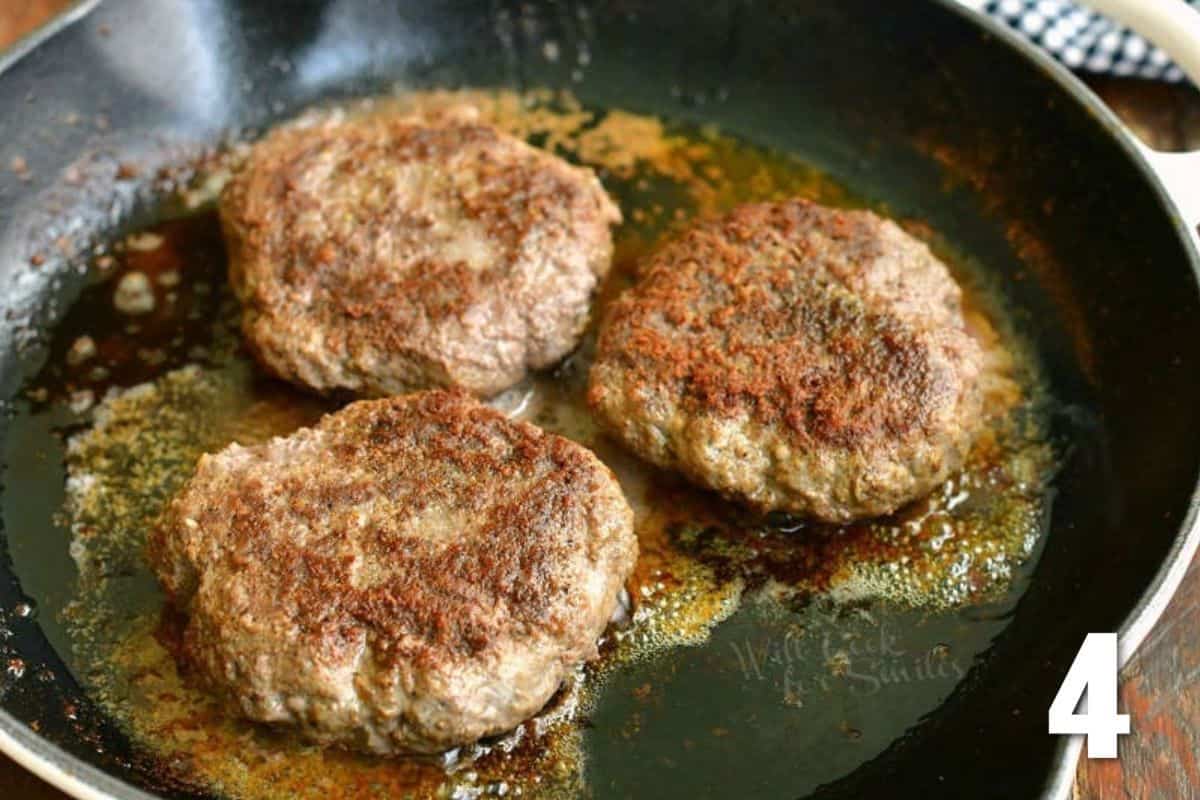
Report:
4,89,1059,800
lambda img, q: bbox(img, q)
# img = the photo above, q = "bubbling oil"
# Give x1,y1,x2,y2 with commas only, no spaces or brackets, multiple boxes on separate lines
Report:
30,89,1060,800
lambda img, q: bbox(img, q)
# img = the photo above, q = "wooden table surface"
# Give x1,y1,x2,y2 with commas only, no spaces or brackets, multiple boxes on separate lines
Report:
2,5,1200,800
1072,90,1200,795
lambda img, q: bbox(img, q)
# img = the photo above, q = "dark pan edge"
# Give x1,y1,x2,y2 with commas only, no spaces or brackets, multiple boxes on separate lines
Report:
0,8,158,800
929,1,1200,797
0,711,164,800
0,2,1199,799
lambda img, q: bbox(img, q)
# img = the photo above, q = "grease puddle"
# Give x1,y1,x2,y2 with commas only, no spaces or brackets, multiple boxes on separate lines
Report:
3,89,1059,799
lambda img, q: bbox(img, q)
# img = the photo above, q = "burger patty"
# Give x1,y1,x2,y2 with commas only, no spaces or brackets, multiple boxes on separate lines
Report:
148,390,637,754
588,199,985,522
220,106,621,398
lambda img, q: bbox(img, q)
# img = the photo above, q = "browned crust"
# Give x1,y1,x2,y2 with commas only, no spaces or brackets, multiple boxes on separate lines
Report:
588,199,984,519
152,389,630,667
147,390,637,751
593,201,974,447
220,108,621,398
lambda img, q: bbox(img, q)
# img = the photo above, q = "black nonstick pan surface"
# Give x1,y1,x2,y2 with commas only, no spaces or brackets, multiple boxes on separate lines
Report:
1,1,1199,798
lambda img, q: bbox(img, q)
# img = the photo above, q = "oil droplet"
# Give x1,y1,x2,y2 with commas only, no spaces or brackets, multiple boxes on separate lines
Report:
13,600,36,619
44,88,1057,800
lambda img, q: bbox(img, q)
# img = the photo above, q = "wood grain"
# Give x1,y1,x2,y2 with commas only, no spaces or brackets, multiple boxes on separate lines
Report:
0,0,72,48
1076,558,1200,799
1,7,1200,800
1073,78,1200,800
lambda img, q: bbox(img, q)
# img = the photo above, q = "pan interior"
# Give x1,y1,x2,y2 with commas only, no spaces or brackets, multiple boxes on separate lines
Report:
3,89,1062,800
2,1,1199,799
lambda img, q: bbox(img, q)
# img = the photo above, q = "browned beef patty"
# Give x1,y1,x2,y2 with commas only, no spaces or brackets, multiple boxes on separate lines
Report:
220,107,621,398
148,390,637,754
588,199,985,522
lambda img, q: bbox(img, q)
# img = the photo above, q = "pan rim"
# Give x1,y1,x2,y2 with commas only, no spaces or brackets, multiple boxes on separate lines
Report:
0,0,99,76
0,1,1198,798
921,2,1200,798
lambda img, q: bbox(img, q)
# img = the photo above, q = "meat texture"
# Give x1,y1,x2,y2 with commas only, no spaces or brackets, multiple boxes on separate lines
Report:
149,390,637,754
220,107,621,397
589,199,985,522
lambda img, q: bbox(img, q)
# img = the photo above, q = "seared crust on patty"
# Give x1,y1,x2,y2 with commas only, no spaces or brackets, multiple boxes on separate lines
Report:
588,199,984,522
148,390,637,754
220,107,621,397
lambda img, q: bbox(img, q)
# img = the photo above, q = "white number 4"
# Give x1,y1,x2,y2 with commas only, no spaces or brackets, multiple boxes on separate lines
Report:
1048,633,1130,758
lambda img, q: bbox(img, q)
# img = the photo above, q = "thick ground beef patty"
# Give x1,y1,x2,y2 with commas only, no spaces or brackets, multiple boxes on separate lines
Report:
220,107,621,397
588,199,985,522
148,390,637,754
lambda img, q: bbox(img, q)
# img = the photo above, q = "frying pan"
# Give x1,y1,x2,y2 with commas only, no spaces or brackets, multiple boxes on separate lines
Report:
1,0,1200,797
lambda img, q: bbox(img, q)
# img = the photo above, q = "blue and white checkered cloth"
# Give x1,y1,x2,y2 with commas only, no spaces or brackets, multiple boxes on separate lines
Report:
966,0,1192,81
